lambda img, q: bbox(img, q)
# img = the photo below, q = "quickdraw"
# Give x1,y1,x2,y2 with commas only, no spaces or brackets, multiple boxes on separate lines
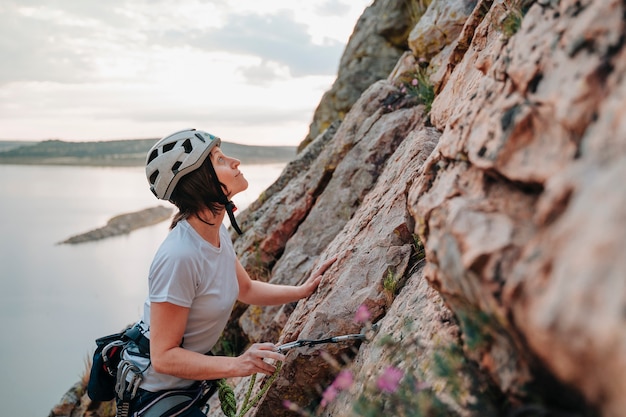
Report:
216,325,377,416
276,332,367,353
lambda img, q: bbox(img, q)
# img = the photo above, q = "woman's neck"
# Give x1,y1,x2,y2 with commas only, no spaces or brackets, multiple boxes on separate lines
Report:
187,210,225,247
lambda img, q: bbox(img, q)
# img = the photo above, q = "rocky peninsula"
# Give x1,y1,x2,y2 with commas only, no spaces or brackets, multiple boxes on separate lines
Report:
58,205,173,244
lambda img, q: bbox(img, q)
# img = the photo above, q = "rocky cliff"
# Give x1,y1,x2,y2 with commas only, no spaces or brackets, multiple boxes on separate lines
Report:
52,0,625,416
297,0,415,152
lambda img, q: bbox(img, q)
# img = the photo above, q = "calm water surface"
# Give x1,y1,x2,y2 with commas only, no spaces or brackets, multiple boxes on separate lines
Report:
0,163,284,417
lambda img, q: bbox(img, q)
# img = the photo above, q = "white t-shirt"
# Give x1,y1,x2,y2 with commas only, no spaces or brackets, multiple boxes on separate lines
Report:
127,220,239,392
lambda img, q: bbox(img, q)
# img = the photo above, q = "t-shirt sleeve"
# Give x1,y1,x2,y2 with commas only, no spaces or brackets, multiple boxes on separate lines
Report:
148,250,197,308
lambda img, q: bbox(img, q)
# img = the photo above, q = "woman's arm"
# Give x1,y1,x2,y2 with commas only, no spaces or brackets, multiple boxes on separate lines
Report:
150,301,284,379
237,257,336,306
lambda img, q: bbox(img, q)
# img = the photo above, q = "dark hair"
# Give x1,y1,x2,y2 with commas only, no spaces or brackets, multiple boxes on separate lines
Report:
168,156,229,229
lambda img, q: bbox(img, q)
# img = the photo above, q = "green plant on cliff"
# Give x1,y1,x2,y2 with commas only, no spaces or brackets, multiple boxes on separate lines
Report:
352,366,449,417
398,67,436,113
412,233,426,263
288,306,473,417
383,233,427,304
257,189,267,205
383,268,401,303
456,307,495,352
494,0,534,38
351,327,468,416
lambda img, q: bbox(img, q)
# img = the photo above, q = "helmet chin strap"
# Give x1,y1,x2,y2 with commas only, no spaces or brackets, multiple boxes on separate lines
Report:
224,200,243,235
206,160,243,235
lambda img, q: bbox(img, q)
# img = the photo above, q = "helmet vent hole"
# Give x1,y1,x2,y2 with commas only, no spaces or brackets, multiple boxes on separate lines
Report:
147,149,159,164
172,161,182,174
163,142,175,153
182,138,193,153
149,170,159,185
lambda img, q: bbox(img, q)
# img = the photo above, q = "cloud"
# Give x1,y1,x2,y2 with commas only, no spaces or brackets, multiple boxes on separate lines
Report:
237,62,285,86
161,10,344,79
124,106,311,126
0,6,91,84
0,0,144,85
0,1,346,87
315,0,352,17
0,0,371,144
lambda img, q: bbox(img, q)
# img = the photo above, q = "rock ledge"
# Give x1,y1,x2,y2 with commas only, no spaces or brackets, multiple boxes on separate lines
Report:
59,205,173,244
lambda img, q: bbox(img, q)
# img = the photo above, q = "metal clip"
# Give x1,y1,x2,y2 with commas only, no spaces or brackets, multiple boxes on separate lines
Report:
275,320,382,353
102,340,125,376
115,359,143,401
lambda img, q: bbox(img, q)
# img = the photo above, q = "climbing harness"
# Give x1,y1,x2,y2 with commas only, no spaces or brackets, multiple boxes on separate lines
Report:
87,324,150,403
132,380,215,417
87,323,211,417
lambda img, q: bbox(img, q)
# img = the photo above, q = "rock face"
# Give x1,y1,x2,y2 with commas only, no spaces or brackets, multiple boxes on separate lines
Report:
410,1,626,416
226,0,625,416
55,0,626,416
298,0,414,152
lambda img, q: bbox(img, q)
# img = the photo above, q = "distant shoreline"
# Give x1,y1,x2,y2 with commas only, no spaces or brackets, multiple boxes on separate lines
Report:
0,139,297,167
0,156,150,167
0,156,292,167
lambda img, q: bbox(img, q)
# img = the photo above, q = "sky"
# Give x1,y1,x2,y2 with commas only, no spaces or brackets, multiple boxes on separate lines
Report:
0,0,373,146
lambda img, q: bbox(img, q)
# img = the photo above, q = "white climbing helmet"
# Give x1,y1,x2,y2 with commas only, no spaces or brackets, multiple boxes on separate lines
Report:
146,128,221,200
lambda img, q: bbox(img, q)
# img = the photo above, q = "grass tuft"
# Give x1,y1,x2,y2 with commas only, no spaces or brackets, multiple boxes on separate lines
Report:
397,67,436,114
494,0,534,38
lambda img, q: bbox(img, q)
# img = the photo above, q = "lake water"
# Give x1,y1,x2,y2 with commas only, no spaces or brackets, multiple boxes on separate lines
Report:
0,163,285,417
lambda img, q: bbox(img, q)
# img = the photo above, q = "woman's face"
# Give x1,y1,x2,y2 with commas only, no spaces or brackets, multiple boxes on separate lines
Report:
210,146,248,197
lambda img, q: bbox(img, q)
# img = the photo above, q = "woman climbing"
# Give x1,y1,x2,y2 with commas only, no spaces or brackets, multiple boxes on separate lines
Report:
115,128,334,416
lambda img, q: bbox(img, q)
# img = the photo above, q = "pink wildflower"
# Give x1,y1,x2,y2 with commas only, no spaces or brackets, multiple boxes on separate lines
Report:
282,400,298,411
415,381,431,391
320,385,338,407
354,304,371,323
411,78,419,86
332,370,354,390
376,366,404,393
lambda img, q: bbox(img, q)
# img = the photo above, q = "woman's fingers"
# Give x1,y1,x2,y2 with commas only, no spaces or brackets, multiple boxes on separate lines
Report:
243,343,286,374
255,343,286,362
298,257,338,297
316,257,337,276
